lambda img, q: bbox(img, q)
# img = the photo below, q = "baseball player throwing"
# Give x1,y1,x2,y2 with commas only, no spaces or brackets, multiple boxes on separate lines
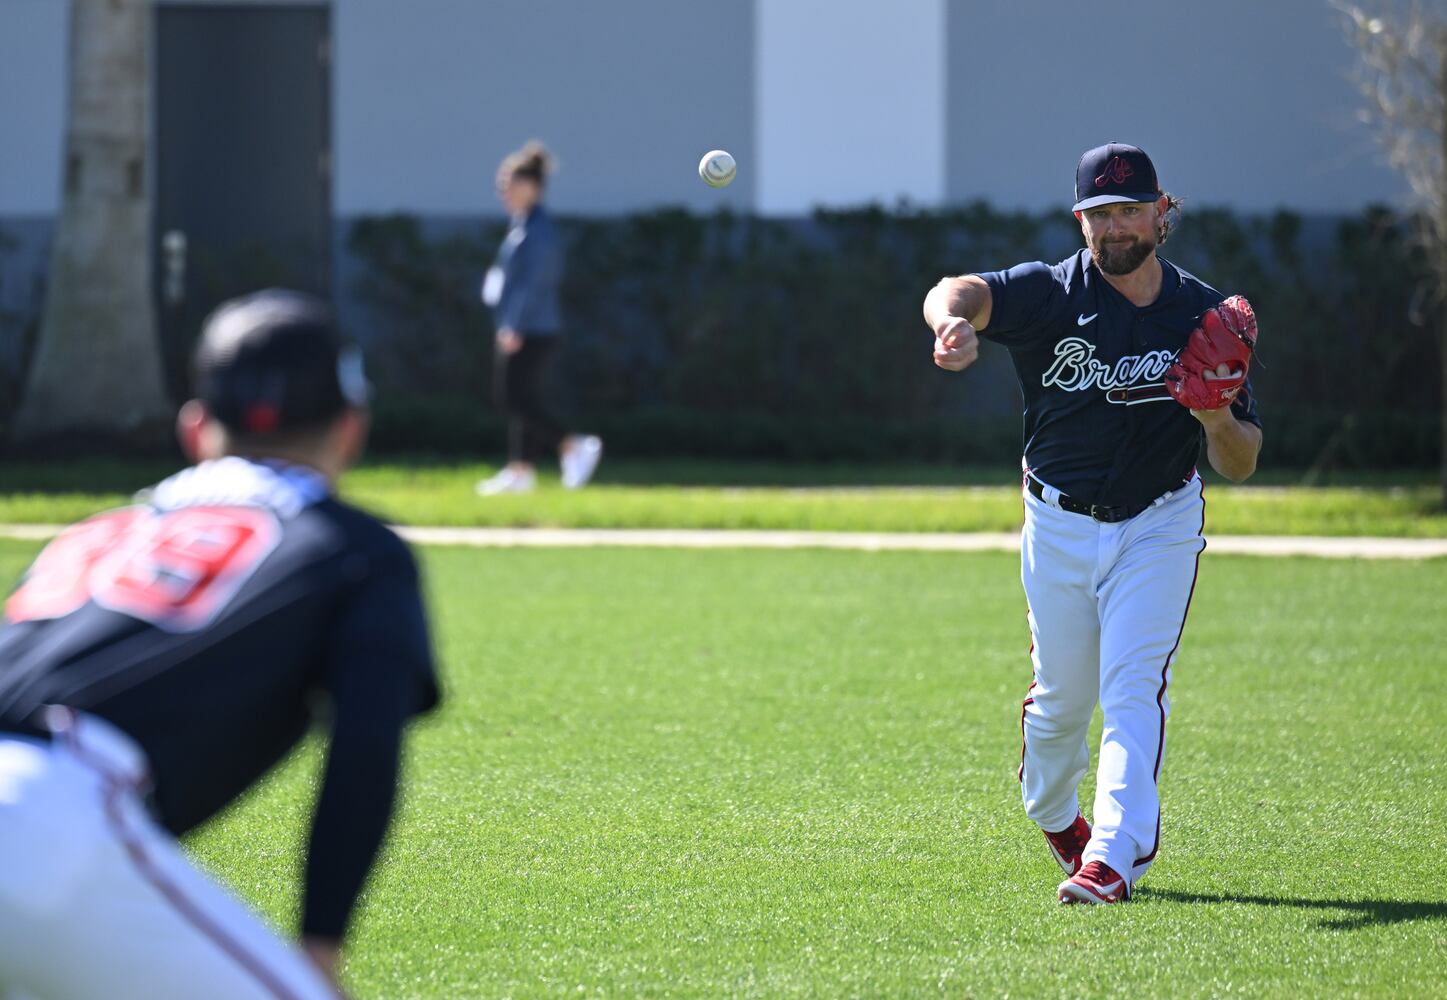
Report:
0,291,440,996
922,143,1263,904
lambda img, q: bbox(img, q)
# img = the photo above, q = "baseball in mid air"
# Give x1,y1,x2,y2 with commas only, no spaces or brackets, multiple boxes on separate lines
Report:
698,149,736,188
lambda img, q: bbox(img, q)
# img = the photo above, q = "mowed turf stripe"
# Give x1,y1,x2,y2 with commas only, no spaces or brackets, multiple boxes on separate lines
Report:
0,539,1440,996
1,523,1444,559
159,546,1447,999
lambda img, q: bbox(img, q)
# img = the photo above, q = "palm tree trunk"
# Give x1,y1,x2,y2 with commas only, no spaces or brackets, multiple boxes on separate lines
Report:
12,0,169,442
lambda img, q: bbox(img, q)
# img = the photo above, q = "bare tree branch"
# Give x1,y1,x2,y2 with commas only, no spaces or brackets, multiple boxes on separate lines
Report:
1335,0,1447,507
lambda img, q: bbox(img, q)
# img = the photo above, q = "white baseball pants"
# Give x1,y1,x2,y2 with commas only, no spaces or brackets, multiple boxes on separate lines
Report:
1019,474,1205,887
0,714,337,1000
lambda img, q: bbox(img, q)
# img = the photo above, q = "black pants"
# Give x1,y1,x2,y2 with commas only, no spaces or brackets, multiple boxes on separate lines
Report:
494,335,566,464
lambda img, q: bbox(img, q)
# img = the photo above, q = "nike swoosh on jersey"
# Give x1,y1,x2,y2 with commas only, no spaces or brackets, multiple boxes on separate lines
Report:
1077,313,1098,326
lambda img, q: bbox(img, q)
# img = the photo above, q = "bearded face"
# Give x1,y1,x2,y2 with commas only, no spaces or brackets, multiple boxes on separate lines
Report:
1090,229,1157,275
1079,201,1162,276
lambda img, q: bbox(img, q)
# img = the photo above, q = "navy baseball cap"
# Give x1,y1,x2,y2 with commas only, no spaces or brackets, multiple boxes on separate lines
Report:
193,289,369,435
1073,142,1160,212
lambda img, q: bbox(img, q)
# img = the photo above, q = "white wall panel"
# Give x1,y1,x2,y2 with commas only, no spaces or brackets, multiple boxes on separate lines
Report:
757,0,946,213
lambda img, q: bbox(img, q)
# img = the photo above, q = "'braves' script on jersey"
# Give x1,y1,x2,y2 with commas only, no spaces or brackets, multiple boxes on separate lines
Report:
974,249,1261,505
1041,337,1176,397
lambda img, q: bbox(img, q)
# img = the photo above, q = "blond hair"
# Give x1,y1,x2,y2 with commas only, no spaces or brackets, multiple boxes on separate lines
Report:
499,140,555,187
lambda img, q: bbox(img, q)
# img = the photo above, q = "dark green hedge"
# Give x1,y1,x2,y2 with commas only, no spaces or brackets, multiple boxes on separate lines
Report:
348,204,1442,469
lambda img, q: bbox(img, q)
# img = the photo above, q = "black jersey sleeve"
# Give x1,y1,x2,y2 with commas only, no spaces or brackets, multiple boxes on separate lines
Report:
301,538,439,939
976,261,1066,347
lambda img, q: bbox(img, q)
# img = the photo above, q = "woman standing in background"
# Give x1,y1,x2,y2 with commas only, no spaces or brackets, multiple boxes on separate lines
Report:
477,141,602,495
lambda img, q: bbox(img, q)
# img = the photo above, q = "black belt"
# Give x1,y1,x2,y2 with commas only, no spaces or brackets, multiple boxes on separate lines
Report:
1027,476,1154,523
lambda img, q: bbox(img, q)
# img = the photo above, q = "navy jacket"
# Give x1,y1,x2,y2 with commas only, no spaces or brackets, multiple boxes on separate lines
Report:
484,204,564,335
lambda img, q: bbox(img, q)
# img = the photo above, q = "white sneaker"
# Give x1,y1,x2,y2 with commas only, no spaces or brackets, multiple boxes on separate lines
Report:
561,435,603,490
476,467,536,496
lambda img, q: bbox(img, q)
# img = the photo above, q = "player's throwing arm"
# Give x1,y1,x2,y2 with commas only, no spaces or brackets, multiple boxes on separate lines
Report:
923,274,993,371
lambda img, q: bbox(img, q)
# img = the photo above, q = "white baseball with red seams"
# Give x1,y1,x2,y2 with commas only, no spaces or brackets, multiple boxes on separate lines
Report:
698,149,736,188
1019,474,1205,885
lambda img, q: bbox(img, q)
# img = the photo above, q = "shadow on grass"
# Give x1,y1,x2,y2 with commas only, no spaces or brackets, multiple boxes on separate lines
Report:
1140,887,1447,930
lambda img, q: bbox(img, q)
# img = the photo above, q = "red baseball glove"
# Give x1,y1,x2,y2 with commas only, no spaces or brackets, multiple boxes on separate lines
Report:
1164,295,1258,411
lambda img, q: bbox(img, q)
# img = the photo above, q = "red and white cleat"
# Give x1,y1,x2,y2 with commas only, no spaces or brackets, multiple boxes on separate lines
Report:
1058,861,1129,904
1042,814,1091,876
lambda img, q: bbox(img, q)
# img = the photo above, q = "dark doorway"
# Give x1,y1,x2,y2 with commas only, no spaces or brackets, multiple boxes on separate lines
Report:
153,2,331,402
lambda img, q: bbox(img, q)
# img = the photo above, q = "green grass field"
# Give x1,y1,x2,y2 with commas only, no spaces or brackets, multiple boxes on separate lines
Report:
2,538,1440,997
1,458,1444,536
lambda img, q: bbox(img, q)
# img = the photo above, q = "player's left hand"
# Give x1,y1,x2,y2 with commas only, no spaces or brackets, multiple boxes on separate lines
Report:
1188,371,1241,425
1164,295,1257,410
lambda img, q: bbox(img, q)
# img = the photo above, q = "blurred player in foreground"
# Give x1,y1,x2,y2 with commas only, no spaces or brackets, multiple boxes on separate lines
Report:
477,140,603,495
0,290,440,997
923,143,1262,904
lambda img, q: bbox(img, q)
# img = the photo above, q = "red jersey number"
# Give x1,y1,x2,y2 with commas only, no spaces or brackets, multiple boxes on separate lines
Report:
6,506,281,632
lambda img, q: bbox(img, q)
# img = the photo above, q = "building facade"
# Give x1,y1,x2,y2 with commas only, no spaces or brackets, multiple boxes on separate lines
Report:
0,0,1406,218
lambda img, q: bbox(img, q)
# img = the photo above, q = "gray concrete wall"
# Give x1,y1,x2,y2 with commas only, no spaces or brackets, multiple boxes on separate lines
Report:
0,0,67,214
334,0,755,214
944,0,1405,213
0,0,1414,217
0,0,756,216
756,0,945,212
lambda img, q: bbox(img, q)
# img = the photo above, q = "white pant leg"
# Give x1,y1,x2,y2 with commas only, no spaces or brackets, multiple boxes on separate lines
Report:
0,730,338,1000
1019,489,1102,834
1086,479,1206,885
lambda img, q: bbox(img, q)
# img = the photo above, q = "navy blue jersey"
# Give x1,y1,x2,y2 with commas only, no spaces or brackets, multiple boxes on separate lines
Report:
978,249,1262,506
0,458,439,937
